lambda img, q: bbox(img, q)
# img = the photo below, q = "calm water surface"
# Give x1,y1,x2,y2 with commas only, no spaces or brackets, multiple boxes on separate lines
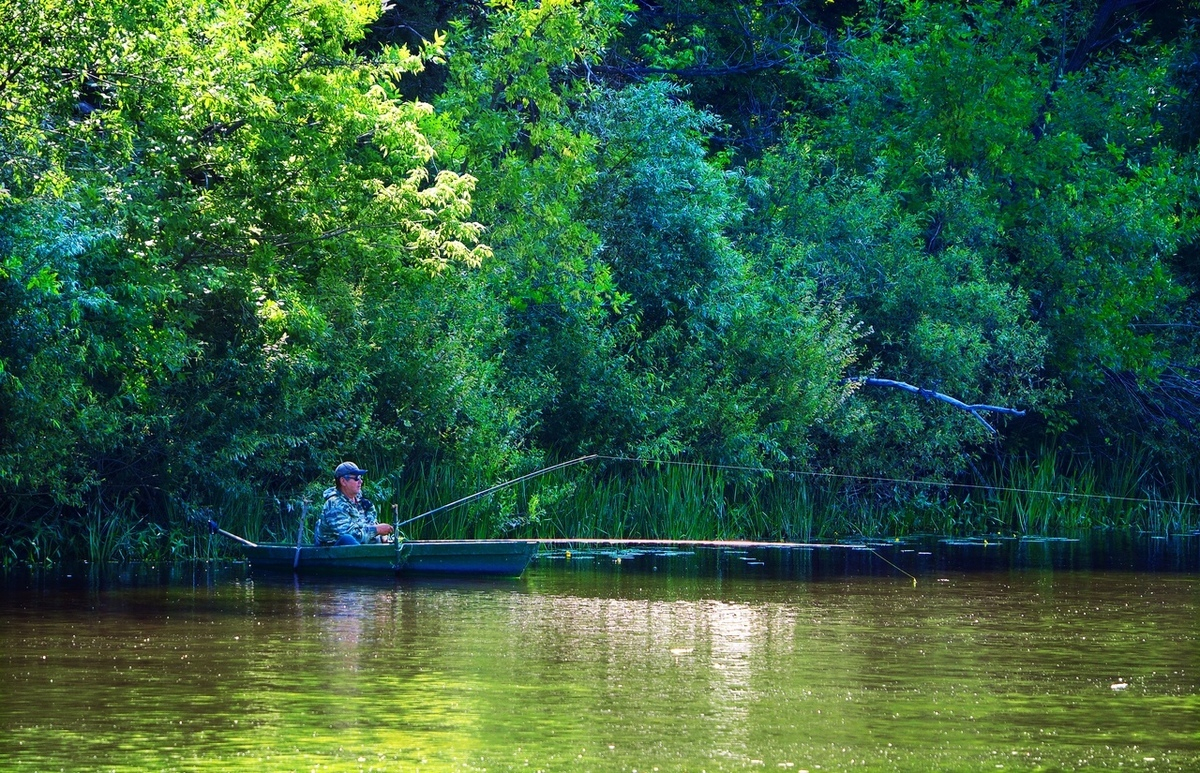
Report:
2,539,1198,772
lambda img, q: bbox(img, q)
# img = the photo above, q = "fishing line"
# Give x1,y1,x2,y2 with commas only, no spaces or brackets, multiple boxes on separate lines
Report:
592,454,1198,511
590,452,1198,585
836,522,921,585
864,547,918,586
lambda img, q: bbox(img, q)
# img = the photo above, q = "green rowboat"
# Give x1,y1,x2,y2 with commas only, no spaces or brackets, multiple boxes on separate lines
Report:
214,456,600,578
242,539,539,577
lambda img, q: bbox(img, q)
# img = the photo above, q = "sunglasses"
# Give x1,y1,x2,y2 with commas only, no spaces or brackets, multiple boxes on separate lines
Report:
342,475,363,482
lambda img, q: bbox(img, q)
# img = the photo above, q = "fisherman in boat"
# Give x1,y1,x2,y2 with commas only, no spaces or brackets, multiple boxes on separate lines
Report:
314,462,395,546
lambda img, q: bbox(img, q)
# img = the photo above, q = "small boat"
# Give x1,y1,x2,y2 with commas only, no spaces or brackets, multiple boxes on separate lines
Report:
206,456,600,578
241,539,539,577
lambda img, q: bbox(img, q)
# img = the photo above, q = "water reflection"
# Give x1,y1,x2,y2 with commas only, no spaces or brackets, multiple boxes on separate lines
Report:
535,531,1200,579
2,537,1198,771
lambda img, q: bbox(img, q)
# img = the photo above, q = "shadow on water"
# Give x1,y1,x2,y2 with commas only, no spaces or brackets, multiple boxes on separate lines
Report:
534,531,1200,582
2,531,1197,592
0,560,250,593
0,561,538,600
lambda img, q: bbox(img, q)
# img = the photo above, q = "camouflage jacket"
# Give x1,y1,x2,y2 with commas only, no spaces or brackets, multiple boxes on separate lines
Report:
314,487,379,546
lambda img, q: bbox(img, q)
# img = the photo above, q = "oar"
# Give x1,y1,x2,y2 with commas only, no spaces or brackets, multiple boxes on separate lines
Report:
205,519,258,548
396,454,600,529
293,501,308,570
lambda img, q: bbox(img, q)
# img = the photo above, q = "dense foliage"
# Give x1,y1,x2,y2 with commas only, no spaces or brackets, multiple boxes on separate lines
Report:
2,0,1197,559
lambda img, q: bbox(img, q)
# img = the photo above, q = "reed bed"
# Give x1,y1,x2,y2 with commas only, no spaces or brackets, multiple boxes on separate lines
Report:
362,453,1198,544
3,445,1196,567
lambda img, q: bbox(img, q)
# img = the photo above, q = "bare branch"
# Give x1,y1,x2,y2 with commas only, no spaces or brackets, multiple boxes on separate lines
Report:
848,376,1026,434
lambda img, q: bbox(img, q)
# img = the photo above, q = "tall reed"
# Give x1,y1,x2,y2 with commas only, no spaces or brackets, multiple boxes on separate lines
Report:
384,448,1199,542
981,443,1199,535
8,439,1195,567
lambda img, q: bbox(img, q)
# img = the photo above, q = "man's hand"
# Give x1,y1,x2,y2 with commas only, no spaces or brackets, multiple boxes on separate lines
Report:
375,523,394,536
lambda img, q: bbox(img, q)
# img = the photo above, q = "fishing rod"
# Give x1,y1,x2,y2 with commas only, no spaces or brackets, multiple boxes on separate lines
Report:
203,519,258,548
396,454,600,529
293,501,308,570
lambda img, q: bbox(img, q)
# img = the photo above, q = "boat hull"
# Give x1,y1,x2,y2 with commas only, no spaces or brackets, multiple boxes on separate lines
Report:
243,540,538,577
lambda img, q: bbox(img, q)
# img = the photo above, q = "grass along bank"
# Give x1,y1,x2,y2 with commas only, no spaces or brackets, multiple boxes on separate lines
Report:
2,450,1196,568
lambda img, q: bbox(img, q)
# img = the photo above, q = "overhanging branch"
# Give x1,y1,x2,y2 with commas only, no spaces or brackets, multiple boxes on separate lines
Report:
848,376,1026,434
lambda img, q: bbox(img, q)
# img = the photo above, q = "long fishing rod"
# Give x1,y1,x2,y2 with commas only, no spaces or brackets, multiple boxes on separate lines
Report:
396,454,600,529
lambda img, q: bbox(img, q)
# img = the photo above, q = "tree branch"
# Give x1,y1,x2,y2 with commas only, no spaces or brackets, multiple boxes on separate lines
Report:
0,50,32,95
1032,0,1158,138
1062,0,1150,76
589,58,789,80
848,376,1026,434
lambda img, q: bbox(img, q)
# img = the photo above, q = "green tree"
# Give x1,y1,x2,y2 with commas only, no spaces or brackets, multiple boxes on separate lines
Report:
1,0,493,518
746,0,1198,479
433,2,861,468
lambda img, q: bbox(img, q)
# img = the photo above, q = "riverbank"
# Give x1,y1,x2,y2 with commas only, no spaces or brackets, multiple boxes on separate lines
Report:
3,453,1196,568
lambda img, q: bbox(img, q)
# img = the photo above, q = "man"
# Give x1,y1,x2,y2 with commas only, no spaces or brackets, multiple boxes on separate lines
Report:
315,461,395,546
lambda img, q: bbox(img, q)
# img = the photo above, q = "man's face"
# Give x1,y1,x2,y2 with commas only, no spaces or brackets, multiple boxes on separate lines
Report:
339,474,363,498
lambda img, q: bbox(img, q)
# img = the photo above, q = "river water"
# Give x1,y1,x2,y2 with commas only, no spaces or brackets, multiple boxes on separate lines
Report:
2,536,1198,772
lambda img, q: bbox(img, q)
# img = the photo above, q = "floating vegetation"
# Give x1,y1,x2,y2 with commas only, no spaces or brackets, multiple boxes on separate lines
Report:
529,533,1200,578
